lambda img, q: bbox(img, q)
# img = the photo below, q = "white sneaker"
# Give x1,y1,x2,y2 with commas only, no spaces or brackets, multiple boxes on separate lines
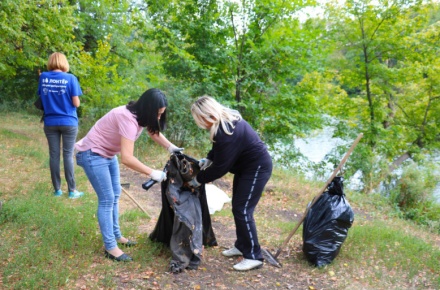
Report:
222,247,242,257
233,258,263,271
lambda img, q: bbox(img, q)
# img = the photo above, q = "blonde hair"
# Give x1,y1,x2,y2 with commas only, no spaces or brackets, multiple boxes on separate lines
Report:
191,95,242,142
47,52,69,72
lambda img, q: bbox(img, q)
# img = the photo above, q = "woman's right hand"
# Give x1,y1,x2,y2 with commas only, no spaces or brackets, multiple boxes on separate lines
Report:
150,170,167,182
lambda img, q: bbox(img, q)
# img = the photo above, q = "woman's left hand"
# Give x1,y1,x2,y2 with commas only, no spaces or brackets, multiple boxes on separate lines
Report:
199,158,213,170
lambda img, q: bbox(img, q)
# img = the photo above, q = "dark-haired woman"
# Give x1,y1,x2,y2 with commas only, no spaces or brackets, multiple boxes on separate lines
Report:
75,88,182,262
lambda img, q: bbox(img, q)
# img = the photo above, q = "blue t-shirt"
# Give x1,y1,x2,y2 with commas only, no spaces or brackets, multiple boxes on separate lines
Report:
37,71,82,126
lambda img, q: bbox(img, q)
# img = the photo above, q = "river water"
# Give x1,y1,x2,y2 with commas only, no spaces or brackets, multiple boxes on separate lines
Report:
293,127,440,203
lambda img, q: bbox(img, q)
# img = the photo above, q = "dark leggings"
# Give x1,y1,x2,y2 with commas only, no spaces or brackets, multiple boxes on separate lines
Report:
232,157,272,261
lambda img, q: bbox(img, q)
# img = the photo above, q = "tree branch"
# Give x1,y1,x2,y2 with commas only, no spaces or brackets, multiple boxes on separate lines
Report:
388,152,411,172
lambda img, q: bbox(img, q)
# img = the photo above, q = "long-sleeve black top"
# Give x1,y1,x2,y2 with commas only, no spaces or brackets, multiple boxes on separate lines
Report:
196,119,270,184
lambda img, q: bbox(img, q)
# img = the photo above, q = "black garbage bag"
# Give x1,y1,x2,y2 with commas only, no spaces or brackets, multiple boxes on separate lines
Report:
302,176,354,267
149,152,217,273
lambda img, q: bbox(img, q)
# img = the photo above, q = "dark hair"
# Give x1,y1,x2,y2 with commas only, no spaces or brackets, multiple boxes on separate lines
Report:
126,88,168,134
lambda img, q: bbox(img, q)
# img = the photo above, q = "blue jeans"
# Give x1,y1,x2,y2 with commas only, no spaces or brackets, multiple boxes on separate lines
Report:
44,125,78,192
76,150,122,251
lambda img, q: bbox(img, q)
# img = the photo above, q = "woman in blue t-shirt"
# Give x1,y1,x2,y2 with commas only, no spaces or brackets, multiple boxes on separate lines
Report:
189,96,273,271
37,52,83,199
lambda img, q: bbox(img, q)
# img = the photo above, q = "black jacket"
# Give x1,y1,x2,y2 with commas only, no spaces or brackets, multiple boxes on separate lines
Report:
196,119,271,184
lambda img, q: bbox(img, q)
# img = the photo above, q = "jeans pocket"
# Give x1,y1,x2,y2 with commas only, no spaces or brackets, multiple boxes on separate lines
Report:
76,151,83,166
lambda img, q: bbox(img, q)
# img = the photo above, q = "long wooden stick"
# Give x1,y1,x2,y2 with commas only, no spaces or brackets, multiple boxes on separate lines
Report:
273,133,363,259
121,187,150,218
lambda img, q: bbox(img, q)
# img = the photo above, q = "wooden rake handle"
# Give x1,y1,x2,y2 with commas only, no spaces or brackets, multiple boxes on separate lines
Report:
121,187,150,218
274,133,363,259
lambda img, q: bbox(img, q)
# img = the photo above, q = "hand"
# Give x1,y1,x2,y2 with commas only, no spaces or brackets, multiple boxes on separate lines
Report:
188,177,201,188
198,158,213,170
150,170,167,182
167,144,184,153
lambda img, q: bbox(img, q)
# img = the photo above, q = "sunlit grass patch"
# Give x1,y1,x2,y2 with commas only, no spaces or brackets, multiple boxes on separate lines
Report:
341,220,440,282
0,128,31,140
120,209,150,223
211,206,232,218
11,146,45,159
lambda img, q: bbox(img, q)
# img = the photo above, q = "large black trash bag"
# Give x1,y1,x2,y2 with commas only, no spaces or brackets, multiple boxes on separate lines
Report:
149,152,217,273
302,176,354,267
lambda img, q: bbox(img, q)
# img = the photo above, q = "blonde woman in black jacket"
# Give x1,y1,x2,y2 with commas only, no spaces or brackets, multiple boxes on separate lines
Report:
189,96,273,271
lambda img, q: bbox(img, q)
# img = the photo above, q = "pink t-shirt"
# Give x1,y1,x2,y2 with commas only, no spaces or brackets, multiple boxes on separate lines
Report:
75,106,143,158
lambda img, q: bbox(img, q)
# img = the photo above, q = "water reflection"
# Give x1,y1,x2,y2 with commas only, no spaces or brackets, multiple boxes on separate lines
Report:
293,127,440,203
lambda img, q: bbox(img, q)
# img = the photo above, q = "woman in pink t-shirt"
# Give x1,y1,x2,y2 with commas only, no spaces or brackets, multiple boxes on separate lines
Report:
75,88,182,262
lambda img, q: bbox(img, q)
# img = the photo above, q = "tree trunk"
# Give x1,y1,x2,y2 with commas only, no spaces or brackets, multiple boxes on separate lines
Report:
388,152,411,173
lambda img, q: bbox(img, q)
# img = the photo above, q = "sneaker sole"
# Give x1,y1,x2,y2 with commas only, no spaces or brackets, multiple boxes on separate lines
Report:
233,264,263,271
222,253,243,257
221,248,243,257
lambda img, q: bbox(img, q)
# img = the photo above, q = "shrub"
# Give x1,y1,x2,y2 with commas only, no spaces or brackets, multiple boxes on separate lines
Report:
389,163,440,232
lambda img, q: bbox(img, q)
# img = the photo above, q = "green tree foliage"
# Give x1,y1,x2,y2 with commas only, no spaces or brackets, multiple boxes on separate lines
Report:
0,0,162,113
74,40,124,119
394,5,440,159
322,0,440,192
70,0,167,108
146,0,230,97
146,0,331,148
0,0,438,204
0,0,80,101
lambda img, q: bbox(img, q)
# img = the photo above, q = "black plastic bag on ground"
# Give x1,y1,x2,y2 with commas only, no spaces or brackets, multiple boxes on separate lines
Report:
149,152,217,273
302,176,354,267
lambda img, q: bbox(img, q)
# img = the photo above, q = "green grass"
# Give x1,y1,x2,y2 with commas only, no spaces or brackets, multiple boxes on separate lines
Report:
0,111,166,289
346,221,440,270
0,166,167,289
0,128,30,140
0,191,97,288
120,209,149,222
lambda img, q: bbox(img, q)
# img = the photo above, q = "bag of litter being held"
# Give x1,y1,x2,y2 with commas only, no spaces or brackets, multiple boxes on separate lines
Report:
149,152,217,273
302,176,354,267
